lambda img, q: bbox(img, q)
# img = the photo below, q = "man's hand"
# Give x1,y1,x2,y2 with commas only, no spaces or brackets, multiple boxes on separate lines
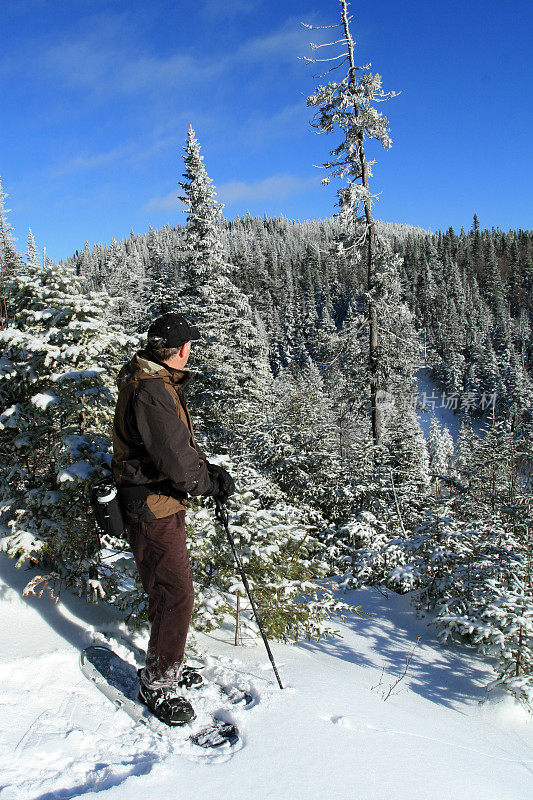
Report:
205,463,236,505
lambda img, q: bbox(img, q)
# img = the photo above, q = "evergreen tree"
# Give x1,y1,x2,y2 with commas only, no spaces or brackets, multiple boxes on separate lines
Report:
0,258,136,599
184,456,357,643
26,228,39,271
427,415,454,476
0,177,20,327
144,226,175,320
471,213,483,271
105,240,145,330
251,360,351,521
176,126,272,454
303,0,399,451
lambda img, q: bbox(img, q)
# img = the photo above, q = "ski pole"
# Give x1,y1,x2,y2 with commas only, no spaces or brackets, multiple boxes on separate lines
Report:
215,498,284,690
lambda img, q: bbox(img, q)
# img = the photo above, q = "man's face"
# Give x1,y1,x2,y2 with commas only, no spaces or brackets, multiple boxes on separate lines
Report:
181,340,191,366
163,341,192,370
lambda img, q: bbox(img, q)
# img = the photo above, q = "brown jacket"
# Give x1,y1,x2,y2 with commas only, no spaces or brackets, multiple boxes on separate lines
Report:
111,350,212,521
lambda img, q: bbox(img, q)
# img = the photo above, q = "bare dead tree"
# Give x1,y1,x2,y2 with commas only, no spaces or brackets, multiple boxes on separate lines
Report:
301,0,399,452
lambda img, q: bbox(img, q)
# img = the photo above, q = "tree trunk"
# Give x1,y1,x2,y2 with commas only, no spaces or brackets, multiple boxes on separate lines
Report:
341,0,382,451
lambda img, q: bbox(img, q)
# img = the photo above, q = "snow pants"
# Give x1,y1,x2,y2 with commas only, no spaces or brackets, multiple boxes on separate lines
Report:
125,510,194,689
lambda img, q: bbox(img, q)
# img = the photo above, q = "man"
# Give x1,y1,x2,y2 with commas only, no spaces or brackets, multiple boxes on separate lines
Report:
112,312,235,726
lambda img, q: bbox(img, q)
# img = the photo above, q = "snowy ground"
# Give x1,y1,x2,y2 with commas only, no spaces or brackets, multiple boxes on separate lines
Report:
1,552,531,800
415,367,488,442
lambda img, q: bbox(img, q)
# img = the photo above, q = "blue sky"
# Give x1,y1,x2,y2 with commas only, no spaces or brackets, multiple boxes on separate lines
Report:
2,0,532,262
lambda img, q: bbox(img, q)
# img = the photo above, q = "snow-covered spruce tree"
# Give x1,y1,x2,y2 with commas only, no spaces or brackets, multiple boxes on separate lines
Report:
104,238,146,331
382,398,431,493
185,456,358,643
324,239,427,568
303,0,399,451
339,403,430,594
0,257,136,600
142,225,177,323
452,415,477,482
26,228,39,271
176,126,272,454
427,415,454,478
347,413,533,708
250,359,353,522
426,502,532,709
482,501,532,708
0,177,21,327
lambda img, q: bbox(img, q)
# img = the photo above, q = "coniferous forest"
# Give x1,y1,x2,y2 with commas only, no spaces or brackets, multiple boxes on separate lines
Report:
0,3,531,712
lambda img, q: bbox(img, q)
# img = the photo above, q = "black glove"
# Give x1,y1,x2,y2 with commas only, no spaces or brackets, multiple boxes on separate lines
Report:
205,463,236,505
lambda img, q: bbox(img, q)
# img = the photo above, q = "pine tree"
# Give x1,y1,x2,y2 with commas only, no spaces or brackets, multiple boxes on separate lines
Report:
428,415,454,477
176,126,272,454
0,177,21,327
0,258,136,599
178,126,225,281
453,416,477,482
185,456,357,643
303,0,399,451
144,226,175,320
26,228,39,271
251,360,351,521
471,213,483,271
105,239,145,330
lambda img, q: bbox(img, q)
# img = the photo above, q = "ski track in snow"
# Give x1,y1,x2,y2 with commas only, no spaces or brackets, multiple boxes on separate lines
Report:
0,552,532,800
324,714,532,767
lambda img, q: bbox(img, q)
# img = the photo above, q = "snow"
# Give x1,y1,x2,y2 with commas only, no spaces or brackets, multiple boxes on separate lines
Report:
416,367,488,442
0,404,19,429
0,552,531,800
52,368,104,383
31,392,61,410
57,461,97,483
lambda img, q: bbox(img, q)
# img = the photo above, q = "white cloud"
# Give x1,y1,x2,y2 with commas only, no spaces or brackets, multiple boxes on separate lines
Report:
143,191,180,213
235,19,313,64
43,40,214,98
218,173,318,203
33,13,319,102
43,129,187,179
144,172,319,215
45,143,137,178
201,0,260,16
239,102,310,145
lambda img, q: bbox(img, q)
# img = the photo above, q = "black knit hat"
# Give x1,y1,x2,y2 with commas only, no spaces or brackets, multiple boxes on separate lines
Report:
147,313,200,349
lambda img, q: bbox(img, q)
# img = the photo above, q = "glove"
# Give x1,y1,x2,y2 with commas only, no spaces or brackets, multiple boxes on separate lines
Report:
205,463,236,505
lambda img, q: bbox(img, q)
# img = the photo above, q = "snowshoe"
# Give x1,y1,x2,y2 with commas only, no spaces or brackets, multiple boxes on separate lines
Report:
177,665,204,689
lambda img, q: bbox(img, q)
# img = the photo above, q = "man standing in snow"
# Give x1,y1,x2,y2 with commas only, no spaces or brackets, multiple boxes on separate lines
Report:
112,312,235,726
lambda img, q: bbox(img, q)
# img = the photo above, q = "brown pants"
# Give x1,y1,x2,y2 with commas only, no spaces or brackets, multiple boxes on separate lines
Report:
126,511,194,689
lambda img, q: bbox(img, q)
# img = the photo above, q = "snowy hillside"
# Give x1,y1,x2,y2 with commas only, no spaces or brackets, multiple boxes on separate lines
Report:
415,366,487,443
1,552,531,800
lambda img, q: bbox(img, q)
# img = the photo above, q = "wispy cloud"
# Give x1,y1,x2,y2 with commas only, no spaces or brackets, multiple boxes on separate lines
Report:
239,101,310,146
143,190,180,213
201,0,261,17
144,172,319,215
218,173,318,203
43,129,188,180
235,18,314,64
31,12,318,102
43,40,215,99
45,143,137,178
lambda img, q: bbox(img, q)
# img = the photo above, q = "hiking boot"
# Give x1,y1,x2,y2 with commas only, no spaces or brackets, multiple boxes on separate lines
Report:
137,665,204,690
138,677,196,726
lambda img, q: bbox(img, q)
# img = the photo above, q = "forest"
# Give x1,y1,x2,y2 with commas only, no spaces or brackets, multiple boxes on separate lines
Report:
0,1,531,712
